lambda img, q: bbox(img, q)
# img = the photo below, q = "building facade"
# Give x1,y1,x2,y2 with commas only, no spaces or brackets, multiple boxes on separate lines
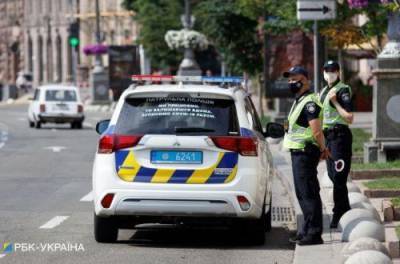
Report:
24,0,78,87
0,0,25,84
78,0,138,68
23,0,139,88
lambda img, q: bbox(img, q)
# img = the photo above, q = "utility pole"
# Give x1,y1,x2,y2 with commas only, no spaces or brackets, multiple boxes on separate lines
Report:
313,20,320,93
94,0,103,72
90,0,109,104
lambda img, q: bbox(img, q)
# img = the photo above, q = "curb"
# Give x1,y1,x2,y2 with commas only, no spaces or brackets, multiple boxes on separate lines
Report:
351,169,400,180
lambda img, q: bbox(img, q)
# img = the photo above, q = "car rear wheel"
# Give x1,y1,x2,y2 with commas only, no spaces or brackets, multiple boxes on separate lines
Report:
71,122,83,129
29,121,34,128
94,214,118,243
265,196,272,232
35,121,41,129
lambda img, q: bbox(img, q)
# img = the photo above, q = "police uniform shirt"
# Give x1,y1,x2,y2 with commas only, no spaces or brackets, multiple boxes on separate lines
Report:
320,80,353,112
294,90,321,128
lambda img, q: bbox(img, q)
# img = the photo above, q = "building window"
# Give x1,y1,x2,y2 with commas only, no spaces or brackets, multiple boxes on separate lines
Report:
56,35,62,82
47,36,53,82
38,35,43,83
27,34,33,73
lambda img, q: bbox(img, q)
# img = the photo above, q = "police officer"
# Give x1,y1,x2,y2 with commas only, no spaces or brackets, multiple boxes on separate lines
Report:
283,66,329,245
320,60,354,228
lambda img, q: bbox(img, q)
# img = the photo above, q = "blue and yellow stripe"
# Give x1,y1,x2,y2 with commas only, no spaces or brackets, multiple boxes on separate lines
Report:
115,151,238,184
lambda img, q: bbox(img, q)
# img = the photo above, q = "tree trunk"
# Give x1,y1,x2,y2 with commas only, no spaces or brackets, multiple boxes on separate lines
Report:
257,73,264,118
337,48,345,81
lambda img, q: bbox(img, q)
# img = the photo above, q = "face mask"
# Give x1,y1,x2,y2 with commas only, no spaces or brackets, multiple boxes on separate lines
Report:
289,81,303,94
324,72,338,84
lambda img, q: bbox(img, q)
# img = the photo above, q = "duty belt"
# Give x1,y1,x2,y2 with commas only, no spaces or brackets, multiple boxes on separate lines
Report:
323,124,349,135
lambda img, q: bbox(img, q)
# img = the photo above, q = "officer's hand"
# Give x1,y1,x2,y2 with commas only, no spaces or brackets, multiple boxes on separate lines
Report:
320,148,330,160
328,90,337,102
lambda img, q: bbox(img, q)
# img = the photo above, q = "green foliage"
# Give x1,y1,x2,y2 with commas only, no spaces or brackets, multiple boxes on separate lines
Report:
392,197,400,208
351,128,371,155
195,0,262,76
122,0,183,70
364,177,400,189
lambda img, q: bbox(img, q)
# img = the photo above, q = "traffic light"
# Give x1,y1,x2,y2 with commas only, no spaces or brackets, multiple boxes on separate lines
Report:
68,22,80,48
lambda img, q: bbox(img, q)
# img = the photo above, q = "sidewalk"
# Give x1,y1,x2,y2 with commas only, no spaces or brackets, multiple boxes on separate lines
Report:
271,142,346,264
0,93,31,106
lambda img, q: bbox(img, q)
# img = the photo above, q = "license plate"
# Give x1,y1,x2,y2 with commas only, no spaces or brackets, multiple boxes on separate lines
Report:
53,104,69,111
151,151,203,164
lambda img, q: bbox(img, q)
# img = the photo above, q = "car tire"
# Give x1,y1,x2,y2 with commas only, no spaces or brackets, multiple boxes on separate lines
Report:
76,122,83,129
265,196,272,232
29,121,34,128
94,214,118,243
35,121,41,129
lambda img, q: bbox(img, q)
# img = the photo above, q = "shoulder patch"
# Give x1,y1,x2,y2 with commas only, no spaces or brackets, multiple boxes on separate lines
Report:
306,102,317,114
341,92,351,102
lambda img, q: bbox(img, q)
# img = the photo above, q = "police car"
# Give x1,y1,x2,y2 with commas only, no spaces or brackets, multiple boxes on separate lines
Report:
93,75,284,244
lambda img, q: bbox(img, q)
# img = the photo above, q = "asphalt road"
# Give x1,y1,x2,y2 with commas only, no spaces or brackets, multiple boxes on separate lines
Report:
0,103,295,264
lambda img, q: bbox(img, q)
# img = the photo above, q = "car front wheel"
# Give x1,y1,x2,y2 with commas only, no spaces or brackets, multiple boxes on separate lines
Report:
94,214,118,243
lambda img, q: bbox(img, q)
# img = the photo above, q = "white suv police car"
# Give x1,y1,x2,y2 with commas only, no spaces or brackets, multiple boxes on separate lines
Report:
93,75,284,244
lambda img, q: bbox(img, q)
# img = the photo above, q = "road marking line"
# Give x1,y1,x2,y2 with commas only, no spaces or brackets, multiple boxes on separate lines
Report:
83,122,93,128
44,146,67,153
0,254,6,258
80,191,93,202
0,142,4,149
39,216,69,229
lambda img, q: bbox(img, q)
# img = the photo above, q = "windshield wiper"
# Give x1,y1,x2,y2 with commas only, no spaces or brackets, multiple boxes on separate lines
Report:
175,127,215,133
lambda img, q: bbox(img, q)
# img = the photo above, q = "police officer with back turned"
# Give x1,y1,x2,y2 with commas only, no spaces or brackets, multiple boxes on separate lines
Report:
320,60,354,229
283,66,329,245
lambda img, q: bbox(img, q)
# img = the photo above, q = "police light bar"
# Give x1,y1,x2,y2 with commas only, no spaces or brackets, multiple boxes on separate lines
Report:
201,76,242,83
131,75,243,84
131,75,174,81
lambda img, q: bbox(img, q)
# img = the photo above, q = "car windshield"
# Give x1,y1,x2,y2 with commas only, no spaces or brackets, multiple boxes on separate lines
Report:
45,89,77,102
115,96,239,136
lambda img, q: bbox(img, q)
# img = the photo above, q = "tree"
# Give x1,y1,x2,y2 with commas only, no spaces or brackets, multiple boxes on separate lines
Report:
195,0,263,76
122,0,183,71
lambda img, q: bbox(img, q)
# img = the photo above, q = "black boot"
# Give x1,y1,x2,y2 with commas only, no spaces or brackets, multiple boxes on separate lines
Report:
330,212,345,229
297,235,323,246
289,233,304,243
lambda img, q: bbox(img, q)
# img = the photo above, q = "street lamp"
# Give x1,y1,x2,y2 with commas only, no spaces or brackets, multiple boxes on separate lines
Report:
90,0,109,104
93,0,104,73
177,0,201,76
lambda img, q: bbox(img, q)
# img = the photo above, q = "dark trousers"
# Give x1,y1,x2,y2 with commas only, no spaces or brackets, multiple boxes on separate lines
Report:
325,126,352,217
291,145,323,237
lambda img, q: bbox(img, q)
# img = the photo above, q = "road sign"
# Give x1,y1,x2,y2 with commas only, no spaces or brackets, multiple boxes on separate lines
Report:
297,0,336,21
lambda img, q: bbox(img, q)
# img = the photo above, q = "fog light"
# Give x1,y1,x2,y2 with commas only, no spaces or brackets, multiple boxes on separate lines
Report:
237,195,251,211
101,193,115,208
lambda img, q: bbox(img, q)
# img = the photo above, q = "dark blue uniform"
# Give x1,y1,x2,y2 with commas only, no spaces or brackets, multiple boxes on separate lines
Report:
290,91,323,239
320,81,353,225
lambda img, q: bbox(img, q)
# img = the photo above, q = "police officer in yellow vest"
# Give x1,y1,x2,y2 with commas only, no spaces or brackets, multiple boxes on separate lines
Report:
320,61,354,229
283,66,329,245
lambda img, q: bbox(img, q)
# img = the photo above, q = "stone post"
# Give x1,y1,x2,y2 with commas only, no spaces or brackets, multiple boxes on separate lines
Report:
365,11,400,162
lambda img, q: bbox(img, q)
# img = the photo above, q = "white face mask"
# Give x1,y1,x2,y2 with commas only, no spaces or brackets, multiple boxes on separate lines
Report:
324,72,338,84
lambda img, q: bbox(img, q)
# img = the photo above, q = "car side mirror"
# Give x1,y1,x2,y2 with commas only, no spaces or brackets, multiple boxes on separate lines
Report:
96,119,110,135
265,122,285,138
